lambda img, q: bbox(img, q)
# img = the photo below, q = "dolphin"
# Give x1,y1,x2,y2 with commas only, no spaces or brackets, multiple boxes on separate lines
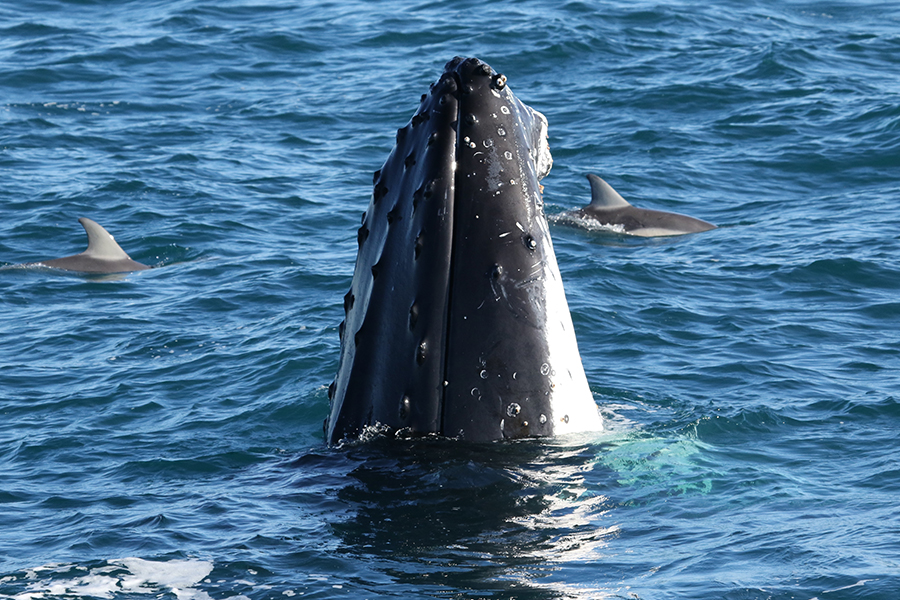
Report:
30,217,150,273
325,57,603,444
562,174,716,237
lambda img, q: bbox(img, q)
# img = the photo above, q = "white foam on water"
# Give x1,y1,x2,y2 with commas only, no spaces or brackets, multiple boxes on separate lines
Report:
12,558,214,600
548,211,628,235
115,558,213,600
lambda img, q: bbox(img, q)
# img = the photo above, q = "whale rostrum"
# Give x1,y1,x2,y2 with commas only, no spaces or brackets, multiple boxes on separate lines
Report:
326,57,602,444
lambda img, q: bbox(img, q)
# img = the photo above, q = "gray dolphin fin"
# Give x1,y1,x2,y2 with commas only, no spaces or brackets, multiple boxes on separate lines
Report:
79,217,133,260
587,174,631,209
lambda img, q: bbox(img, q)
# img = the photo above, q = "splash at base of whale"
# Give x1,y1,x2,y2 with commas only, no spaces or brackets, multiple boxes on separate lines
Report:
325,57,602,445
15,217,150,274
560,174,716,237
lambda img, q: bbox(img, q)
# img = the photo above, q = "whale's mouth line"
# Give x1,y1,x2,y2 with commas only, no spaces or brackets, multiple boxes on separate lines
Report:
440,68,461,437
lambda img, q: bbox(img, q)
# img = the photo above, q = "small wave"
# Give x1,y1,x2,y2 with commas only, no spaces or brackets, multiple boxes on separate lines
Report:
780,257,900,290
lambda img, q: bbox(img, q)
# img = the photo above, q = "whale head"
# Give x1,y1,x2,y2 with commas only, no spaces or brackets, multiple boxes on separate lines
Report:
326,57,601,444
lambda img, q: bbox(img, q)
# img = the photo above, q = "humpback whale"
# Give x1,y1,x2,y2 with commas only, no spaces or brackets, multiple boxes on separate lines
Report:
28,217,150,273
562,174,716,237
326,57,603,445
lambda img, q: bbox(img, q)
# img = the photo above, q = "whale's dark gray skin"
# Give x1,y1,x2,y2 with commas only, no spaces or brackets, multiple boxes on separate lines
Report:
563,174,716,237
325,57,603,445
30,217,150,273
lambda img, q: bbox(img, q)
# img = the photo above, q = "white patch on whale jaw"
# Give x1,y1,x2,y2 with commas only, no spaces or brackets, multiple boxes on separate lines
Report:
532,213,604,436
497,78,600,438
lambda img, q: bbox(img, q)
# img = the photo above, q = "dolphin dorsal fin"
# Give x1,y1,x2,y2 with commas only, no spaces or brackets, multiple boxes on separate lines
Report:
587,174,632,209
78,217,132,260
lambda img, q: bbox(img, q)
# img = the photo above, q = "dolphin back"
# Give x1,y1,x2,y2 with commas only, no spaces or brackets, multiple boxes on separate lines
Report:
579,174,716,237
39,218,150,273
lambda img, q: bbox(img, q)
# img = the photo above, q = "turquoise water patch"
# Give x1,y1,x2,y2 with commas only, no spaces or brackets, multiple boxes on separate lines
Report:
600,434,715,498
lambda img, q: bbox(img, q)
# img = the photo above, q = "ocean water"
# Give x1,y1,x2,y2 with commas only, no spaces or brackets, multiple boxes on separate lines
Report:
1,0,899,598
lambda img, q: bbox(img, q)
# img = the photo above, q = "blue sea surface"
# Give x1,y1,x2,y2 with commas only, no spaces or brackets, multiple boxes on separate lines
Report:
2,1,899,598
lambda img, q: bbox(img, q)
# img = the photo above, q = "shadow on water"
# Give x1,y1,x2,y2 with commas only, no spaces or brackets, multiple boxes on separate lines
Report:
327,436,619,598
